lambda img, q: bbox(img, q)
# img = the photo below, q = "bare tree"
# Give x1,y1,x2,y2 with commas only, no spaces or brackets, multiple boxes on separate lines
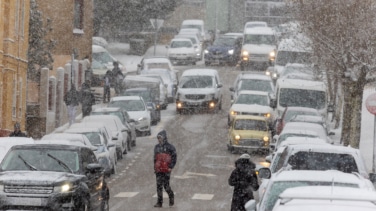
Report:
289,0,376,147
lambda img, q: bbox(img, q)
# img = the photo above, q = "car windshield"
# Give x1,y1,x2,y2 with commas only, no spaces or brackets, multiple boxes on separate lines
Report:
276,51,312,66
123,90,152,102
235,94,268,106
277,133,318,147
238,79,273,93
243,34,274,45
287,152,359,172
181,24,202,32
279,88,326,109
234,119,267,131
1,148,79,172
93,51,113,64
284,110,319,122
81,132,102,146
180,75,213,88
146,62,171,70
263,180,358,211
109,100,145,111
213,37,236,46
171,41,192,48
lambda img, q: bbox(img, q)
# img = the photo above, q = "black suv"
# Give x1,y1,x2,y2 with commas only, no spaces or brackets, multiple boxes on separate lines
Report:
0,144,109,210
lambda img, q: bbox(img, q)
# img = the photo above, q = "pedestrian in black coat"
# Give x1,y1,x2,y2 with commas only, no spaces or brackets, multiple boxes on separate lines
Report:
153,130,177,208
228,154,259,211
80,81,96,117
9,122,27,137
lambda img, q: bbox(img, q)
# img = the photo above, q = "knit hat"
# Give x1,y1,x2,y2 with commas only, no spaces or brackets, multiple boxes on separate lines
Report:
238,153,251,160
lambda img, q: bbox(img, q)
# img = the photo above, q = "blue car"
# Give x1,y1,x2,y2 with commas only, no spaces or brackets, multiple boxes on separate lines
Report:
204,33,243,66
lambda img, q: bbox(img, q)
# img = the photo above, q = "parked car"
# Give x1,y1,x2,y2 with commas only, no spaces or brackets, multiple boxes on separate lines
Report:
166,38,197,65
64,124,117,176
0,137,34,162
174,33,202,61
0,143,109,210
136,56,178,83
91,107,137,147
271,186,376,211
138,74,169,108
204,33,243,66
108,96,151,136
245,170,375,211
140,68,177,103
227,115,271,154
176,68,223,113
229,73,275,101
228,90,276,127
243,21,268,32
81,115,129,158
122,88,161,125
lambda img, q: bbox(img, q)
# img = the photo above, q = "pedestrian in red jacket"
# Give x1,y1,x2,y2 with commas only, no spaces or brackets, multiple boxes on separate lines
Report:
153,130,176,208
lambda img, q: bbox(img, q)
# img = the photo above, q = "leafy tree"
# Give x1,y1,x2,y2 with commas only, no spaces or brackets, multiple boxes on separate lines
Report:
27,0,55,82
289,0,376,148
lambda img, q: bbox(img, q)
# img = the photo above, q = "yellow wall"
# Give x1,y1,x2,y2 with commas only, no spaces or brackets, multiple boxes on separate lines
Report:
0,0,30,136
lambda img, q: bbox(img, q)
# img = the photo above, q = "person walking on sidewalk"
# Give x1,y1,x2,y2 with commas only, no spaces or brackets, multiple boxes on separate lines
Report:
64,84,80,126
80,80,96,117
103,70,112,103
9,122,27,137
153,130,176,208
112,61,124,96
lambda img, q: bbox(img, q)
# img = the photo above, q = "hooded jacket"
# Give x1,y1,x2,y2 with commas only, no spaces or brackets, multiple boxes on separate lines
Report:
154,130,177,173
228,156,259,211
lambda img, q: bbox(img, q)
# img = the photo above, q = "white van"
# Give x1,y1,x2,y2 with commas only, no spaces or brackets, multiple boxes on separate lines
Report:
240,27,277,70
275,78,328,118
180,19,210,43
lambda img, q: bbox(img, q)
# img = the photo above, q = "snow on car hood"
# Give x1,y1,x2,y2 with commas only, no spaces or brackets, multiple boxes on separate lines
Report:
168,47,195,54
242,44,275,54
178,88,216,95
207,45,233,52
231,104,272,113
127,111,149,120
0,171,83,185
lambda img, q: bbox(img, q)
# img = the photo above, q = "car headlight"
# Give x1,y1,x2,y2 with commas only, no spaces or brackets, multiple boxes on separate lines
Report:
263,136,270,142
272,72,278,79
230,110,238,116
138,117,147,121
235,135,241,141
265,71,271,76
54,183,74,193
242,50,249,56
264,113,271,118
228,49,234,55
204,49,209,54
195,48,200,53
269,51,275,57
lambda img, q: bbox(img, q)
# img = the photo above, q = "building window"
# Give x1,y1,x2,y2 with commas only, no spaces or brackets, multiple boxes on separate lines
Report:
74,0,84,29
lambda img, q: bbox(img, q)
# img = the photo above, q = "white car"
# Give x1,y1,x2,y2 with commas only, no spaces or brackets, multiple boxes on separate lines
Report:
280,121,334,144
229,73,275,101
243,21,268,32
108,96,151,136
0,137,34,162
174,34,202,61
136,56,178,83
272,186,376,211
81,115,129,159
176,68,223,113
140,68,177,103
139,74,169,107
64,126,117,176
167,38,197,65
245,170,376,211
228,90,276,127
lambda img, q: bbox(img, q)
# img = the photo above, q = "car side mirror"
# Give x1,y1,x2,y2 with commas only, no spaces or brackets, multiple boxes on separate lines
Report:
229,87,235,92
328,104,334,113
129,119,136,123
217,84,223,88
258,168,271,179
147,105,153,111
86,163,103,174
137,64,141,67
328,131,335,136
269,99,277,109
369,173,376,184
265,155,273,163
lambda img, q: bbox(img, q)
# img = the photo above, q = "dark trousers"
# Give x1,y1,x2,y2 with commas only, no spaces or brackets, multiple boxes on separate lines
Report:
82,105,92,117
156,172,174,203
103,86,110,102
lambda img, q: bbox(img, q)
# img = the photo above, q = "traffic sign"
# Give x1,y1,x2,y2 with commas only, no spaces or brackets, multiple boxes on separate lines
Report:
150,19,164,30
366,93,376,115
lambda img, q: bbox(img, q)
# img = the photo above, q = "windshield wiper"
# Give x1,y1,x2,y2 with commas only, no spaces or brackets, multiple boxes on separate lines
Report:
47,153,73,173
18,155,38,171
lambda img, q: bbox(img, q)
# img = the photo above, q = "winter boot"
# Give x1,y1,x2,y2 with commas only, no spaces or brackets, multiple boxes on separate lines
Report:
169,197,174,207
154,202,162,208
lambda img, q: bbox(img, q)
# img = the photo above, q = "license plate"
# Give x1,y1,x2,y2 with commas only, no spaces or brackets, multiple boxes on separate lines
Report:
187,102,200,106
9,197,43,206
